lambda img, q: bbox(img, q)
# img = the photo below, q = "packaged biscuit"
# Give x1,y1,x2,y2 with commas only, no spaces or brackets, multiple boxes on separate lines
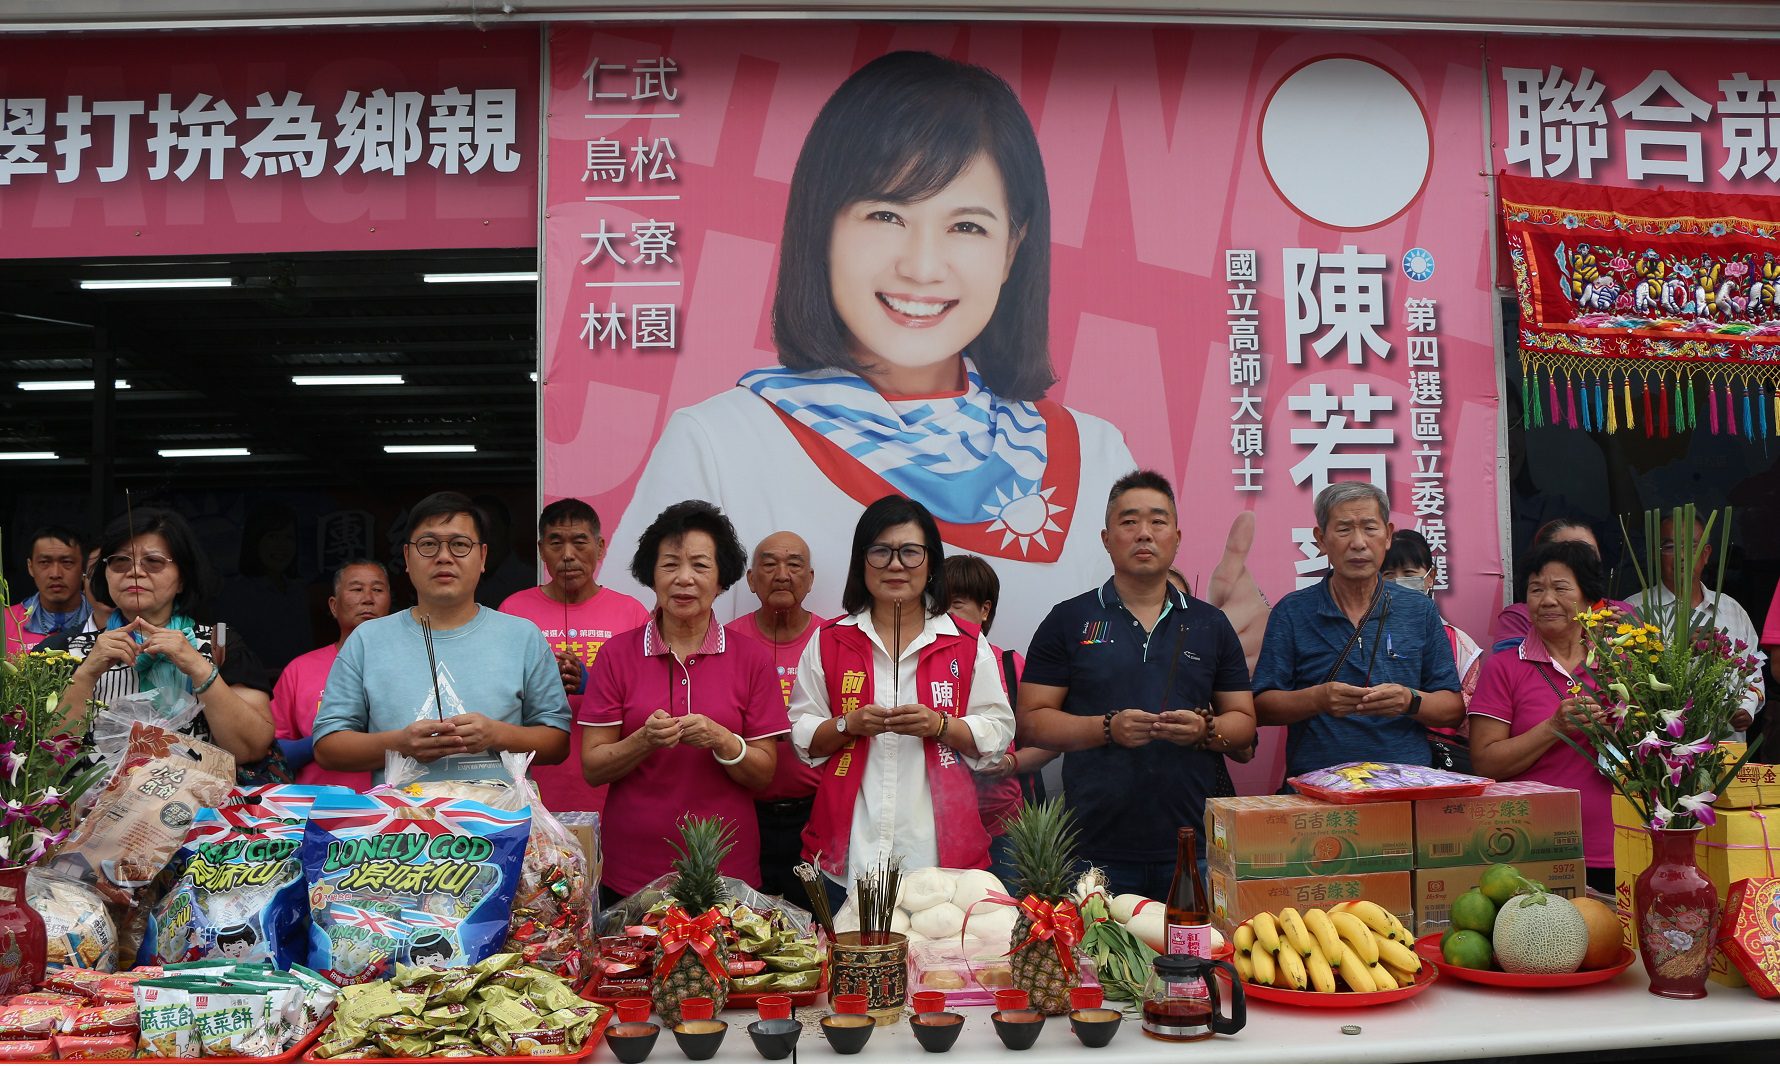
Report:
44,970,108,1001
50,1034,135,1061
0,1039,52,1061
25,871,116,974
191,988,273,1057
302,791,530,984
133,983,195,1060
0,1006,66,1040
59,1005,137,1037
143,806,308,969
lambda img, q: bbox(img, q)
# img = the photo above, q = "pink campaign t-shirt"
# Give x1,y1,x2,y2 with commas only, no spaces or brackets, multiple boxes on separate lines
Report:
270,644,372,791
581,616,789,896
1466,631,1612,868
725,611,828,802
499,585,651,816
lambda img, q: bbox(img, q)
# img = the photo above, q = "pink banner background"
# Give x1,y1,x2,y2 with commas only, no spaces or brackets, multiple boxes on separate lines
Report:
0,28,539,258
541,25,1501,791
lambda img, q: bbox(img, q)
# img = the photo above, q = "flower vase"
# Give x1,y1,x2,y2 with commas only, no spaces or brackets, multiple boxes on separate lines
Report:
0,867,46,998
1634,827,1718,999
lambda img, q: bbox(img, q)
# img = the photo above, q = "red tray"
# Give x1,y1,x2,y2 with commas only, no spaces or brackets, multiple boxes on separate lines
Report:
581,959,827,1009
1289,778,1490,805
297,1011,610,1064
154,1018,328,1064
1413,934,1636,988
1217,959,1437,1007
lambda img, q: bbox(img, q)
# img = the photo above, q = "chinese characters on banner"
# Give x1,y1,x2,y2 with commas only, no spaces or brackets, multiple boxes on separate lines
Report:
0,88,522,186
542,26,1503,703
1490,40,1780,192
0,30,539,258
576,56,683,353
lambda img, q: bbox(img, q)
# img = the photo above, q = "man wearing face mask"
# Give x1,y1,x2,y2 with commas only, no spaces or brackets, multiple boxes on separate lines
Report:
500,498,649,811
1380,530,1482,773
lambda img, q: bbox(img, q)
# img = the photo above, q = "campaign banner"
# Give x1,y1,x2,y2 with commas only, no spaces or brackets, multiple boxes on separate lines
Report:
0,28,539,257
539,25,1501,762
1488,37,1780,194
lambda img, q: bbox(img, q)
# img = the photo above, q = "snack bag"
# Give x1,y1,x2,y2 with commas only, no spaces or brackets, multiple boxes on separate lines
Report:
190,988,272,1057
302,791,530,985
47,724,236,893
141,806,308,968
24,871,116,973
494,754,597,979
226,785,355,822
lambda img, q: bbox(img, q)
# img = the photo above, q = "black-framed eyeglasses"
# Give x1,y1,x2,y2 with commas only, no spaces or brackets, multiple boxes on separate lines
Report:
103,553,174,575
409,536,480,558
865,543,927,569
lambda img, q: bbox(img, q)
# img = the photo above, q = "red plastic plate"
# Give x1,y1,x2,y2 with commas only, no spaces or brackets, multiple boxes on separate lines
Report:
298,1010,610,1063
1217,959,1437,1007
1413,933,1636,988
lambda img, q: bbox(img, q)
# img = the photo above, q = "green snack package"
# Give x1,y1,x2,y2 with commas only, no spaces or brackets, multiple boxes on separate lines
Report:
286,964,342,1026
731,968,821,993
760,942,823,971
133,983,195,1060
435,1045,483,1059
374,1031,436,1058
193,989,272,1057
510,1027,570,1056
522,979,585,1014
471,952,525,976
478,996,544,1034
422,1001,476,1030
223,980,302,1049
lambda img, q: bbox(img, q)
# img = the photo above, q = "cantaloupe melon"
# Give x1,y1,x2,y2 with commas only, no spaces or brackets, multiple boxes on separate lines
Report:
1493,889,1588,974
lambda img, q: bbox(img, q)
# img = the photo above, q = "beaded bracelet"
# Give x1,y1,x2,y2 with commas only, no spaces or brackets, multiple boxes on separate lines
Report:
1102,711,1116,747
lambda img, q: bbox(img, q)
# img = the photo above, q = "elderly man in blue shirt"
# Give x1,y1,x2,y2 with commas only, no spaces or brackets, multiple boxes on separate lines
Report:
1252,481,1463,779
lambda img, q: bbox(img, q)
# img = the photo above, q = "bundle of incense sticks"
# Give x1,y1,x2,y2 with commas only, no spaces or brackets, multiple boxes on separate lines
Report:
854,857,902,940
793,861,835,938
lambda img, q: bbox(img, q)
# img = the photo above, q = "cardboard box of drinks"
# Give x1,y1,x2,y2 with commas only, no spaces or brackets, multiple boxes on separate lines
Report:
1412,858,1583,935
1207,864,1413,939
1205,795,1414,879
1610,792,1780,988
1412,781,1585,868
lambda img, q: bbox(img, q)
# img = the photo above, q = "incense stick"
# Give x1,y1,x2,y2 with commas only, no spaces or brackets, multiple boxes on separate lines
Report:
891,608,902,708
793,861,835,938
854,856,902,941
421,613,445,721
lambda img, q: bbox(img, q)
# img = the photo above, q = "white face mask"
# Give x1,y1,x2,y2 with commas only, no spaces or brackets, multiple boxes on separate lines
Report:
1390,573,1432,596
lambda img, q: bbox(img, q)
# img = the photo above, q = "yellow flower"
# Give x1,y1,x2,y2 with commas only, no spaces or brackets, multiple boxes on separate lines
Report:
1617,624,1634,635
1649,654,1660,663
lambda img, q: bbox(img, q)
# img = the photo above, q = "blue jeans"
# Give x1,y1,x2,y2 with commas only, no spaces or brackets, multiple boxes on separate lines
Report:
1097,857,1209,901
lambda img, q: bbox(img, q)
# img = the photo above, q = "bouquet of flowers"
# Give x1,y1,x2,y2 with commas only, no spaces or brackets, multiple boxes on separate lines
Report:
1556,505,1762,831
0,541,111,866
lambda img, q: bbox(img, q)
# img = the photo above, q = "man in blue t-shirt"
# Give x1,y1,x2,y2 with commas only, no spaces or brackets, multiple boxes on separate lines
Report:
1252,481,1463,779
1018,470,1258,899
314,491,571,783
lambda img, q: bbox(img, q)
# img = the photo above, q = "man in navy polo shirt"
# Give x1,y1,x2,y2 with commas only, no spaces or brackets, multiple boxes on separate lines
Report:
1018,470,1257,898
1253,481,1464,779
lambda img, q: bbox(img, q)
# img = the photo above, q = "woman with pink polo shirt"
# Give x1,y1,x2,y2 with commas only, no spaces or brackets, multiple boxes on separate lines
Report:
790,496,1015,908
1469,539,1619,895
581,500,788,907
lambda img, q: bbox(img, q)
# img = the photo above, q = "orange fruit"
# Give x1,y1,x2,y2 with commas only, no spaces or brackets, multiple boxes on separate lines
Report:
1571,897,1623,969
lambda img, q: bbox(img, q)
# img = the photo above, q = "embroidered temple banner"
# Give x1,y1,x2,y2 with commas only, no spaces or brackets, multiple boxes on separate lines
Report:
1500,172,1780,440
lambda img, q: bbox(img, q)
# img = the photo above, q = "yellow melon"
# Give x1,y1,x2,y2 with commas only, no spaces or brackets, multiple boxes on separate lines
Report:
1571,897,1624,969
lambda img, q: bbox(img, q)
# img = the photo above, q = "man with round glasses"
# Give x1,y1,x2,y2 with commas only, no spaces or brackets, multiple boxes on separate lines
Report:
313,491,571,783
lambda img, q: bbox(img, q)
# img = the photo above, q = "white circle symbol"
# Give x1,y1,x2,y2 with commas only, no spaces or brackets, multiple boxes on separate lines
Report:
1259,57,1431,230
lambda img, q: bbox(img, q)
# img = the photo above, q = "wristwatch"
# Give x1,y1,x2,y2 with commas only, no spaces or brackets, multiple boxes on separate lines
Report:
1406,690,1423,719
834,713,849,734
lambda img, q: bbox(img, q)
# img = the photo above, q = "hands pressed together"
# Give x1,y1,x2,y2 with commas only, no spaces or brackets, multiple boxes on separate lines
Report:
1323,682,1416,718
396,713,509,763
1107,707,1217,748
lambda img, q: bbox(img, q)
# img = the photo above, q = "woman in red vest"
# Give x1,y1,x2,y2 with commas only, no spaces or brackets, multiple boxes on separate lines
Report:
789,495,1016,907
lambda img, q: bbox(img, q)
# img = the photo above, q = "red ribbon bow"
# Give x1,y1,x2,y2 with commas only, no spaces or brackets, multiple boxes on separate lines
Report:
991,893,1085,974
655,905,728,984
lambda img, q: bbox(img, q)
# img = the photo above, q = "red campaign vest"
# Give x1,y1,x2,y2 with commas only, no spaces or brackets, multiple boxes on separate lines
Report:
801,619,991,879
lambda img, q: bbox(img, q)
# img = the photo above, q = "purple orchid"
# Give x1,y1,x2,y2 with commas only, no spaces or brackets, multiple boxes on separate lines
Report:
1633,731,1670,760
1677,792,1719,827
36,736,79,765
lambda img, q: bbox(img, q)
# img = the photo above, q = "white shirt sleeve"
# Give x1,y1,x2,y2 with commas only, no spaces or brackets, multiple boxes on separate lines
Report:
957,635,1014,771
789,630,832,767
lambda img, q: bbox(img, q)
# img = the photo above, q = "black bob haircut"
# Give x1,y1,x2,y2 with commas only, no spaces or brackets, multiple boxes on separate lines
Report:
1522,539,1607,606
91,507,219,619
771,50,1055,401
628,500,748,592
1383,529,1434,572
408,491,488,543
841,495,948,618
539,497,602,538
943,555,1000,634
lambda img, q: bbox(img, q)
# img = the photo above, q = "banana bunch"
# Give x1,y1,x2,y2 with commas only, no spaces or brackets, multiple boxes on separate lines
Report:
1231,901,1421,994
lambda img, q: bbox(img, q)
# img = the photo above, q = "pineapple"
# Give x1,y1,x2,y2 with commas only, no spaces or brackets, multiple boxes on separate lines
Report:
1003,798,1085,1016
650,816,735,1026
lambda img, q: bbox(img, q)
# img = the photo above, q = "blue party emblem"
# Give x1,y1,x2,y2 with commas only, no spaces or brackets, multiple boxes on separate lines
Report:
1402,248,1435,282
